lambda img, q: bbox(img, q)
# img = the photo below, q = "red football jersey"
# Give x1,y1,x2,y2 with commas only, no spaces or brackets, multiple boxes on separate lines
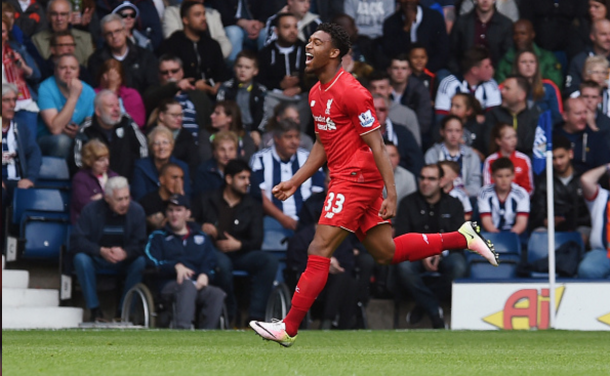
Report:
310,68,382,183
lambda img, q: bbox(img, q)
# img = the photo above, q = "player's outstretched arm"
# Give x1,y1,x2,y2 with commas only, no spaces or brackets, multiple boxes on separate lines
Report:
361,129,397,220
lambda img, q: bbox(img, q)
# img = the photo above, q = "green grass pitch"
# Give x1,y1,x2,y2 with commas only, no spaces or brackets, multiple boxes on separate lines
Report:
3,330,610,376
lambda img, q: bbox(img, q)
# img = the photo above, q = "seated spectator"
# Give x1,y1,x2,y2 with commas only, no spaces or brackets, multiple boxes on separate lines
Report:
37,53,96,158
478,157,529,234
458,0,520,22
580,81,610,149
192,130,238,197
425,115,481,197
577,162,610,279
162,0,232,59
158,2,230,97
39,30,94,85
198,101,256,163
3,0,47,38
111,2,152,51
95,59,145,128
382,0,449,73
217,50,267,145
88,14,159,94
31,0,94,66
144,194,226,329
483,123,534,195
143,54,212,138
131,126,191,202
512,49,563,125
73,90,147,178
449,0,513,73
341,45,374,80
570,55,610,116
483,75,542,156
449,93,485,160
566,0,609,59
343,0,394,41
374,94,424,176
438,160,473,221
260,102,314,151
2,14,41,134
331,13,380,69
70,139,118,224
264,0,321,46
69,176,147,322
384,140,417,205
1,83,41,209
139,163,185,233
394,164,466,329
408,43,436,99
554,97,610,173
388,54,432,141
192,159,278,324
251,119,325,232
496,19,563,88
566,19,610,96
530,136,591,240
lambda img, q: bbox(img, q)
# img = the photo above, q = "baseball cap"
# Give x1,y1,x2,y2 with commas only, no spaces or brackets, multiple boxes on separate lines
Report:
112,1,140,18
167,194,190,209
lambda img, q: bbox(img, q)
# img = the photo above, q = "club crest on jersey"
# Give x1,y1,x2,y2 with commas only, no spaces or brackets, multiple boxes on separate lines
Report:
358,110,375,127
325,99,333,115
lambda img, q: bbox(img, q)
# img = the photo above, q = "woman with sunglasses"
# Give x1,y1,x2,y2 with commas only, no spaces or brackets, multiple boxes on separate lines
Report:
112,1,152,51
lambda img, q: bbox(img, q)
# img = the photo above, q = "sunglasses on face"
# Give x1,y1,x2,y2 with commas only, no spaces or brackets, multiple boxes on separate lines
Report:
120,12,136,19
160,68,180,75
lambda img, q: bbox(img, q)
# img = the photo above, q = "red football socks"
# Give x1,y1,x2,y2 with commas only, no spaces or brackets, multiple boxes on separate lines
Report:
283,255,330,336
391,231,467,264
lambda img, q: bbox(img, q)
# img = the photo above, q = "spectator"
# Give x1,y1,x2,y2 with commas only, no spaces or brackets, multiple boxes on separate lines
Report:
3,0,47,37
192,130,238,197
158,2,230,97
31,0,94,66
438,160,473,221
88,14,158,94
384,140,417,205
483,75,542,156
131,126,191,202
496,19,563,88
449,93,485,160
38,30,93,85
192,159,278,324
265,0,321,47
394,163,466,329
69,176,147,322
382,0,449,73
37,53,95,158
449,0,512,72
2,3,25,44
331,13,379,69
483,123,534,195
73,90,147,179
580,81,610,148
341,45,374,81
511,49,563,125
425,115,481,197
111,1,152,51
478,157,529,234
570,56,610,116
408,43,435,99
2,14,41,134
217,50,267,143
143,54,213,138
457,0,519,23
374,94,424,176
162,0,232,60
565,19,610,96
343,0,394,40
1,83,41,209
145,194,226,329
259,102,314,151
566,0,610,60
577,162,610,279
387,54,432,141
95,59,146,128
139,162,185,233
70,139,118,224
530,136,591,239
250,119,325,231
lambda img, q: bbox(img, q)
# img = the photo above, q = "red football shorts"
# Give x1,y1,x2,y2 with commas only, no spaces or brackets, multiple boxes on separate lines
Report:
317,178,390,241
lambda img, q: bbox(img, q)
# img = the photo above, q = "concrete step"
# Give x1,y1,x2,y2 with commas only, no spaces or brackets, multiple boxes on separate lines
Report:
2,270,30,289
2,288,59,307
2,307,83,329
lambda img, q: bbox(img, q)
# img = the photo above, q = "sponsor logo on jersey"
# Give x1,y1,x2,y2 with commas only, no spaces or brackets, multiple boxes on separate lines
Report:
324,212,335,219
314,115,336,131
358,110,375,127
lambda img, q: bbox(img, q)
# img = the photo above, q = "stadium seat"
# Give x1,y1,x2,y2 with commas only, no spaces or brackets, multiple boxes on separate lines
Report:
36,156,71,190
526,231,584,278
466,232,521,279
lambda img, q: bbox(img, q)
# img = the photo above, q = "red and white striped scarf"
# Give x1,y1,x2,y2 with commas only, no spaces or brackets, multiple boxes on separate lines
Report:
2,44,32,101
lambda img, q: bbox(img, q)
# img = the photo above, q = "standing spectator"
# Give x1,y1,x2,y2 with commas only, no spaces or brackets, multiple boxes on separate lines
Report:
192,159,278,324
438,160,473,221
4,0,47,37
70,139,118,224
577,162,610,279
449,93,485,159
483,123,534,195
394,164,467,329
88,14,159,94
192,130,238,197
111,1,152,51
139,163,185,233
37,53,96,158
384,140,417,205
478,157,529,234
265,0,321,47
38,30,93,85
31,0,94,66
425,115,481,197
158,2,230,97
73,90,148,179
145,194,226,329
381,0,449,73
343,0,394,40
69,176,147,322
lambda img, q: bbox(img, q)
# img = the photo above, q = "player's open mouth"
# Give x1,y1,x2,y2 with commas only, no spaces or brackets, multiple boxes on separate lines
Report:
305,53,314,65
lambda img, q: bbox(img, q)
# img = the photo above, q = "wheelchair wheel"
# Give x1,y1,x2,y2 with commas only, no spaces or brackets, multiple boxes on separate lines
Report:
265,282,292,321
218,303,230,330
122,283,156,328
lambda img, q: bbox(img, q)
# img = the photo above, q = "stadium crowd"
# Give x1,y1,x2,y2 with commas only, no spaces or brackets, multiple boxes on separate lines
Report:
2,0,610,329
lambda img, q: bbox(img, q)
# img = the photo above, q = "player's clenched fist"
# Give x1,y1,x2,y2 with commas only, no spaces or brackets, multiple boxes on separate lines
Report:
272,181,298,201
378,196,396,220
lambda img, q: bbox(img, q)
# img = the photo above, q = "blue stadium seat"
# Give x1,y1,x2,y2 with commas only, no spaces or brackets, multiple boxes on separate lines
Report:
467,232,521,279
470,262,517,279
526,231,584,278
36,156,71,190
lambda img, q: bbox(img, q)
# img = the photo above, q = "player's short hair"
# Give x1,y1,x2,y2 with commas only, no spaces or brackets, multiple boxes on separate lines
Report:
580,80,603,94
491,157,514,173
235,50,259,68
159,162,183,178
225,159,251,178
440,114,463,130
421,163,444,179
461,46,491,73
438,160,460,175
505,74,531,95
552,135,573,152
316,22,351,59
273,118,300,138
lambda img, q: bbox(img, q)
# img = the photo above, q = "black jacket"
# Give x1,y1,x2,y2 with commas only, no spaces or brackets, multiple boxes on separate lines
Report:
217,78,267,131
172,128,200,175
395,191,464,239
398,75,432,135
257,40,307,91
483,105,542,156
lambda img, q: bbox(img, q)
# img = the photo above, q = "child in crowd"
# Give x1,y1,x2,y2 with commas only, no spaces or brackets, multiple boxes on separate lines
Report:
449,92,485,160
478,157,530,234
408,43,435,99
438,160,472,220
483,123,534,195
